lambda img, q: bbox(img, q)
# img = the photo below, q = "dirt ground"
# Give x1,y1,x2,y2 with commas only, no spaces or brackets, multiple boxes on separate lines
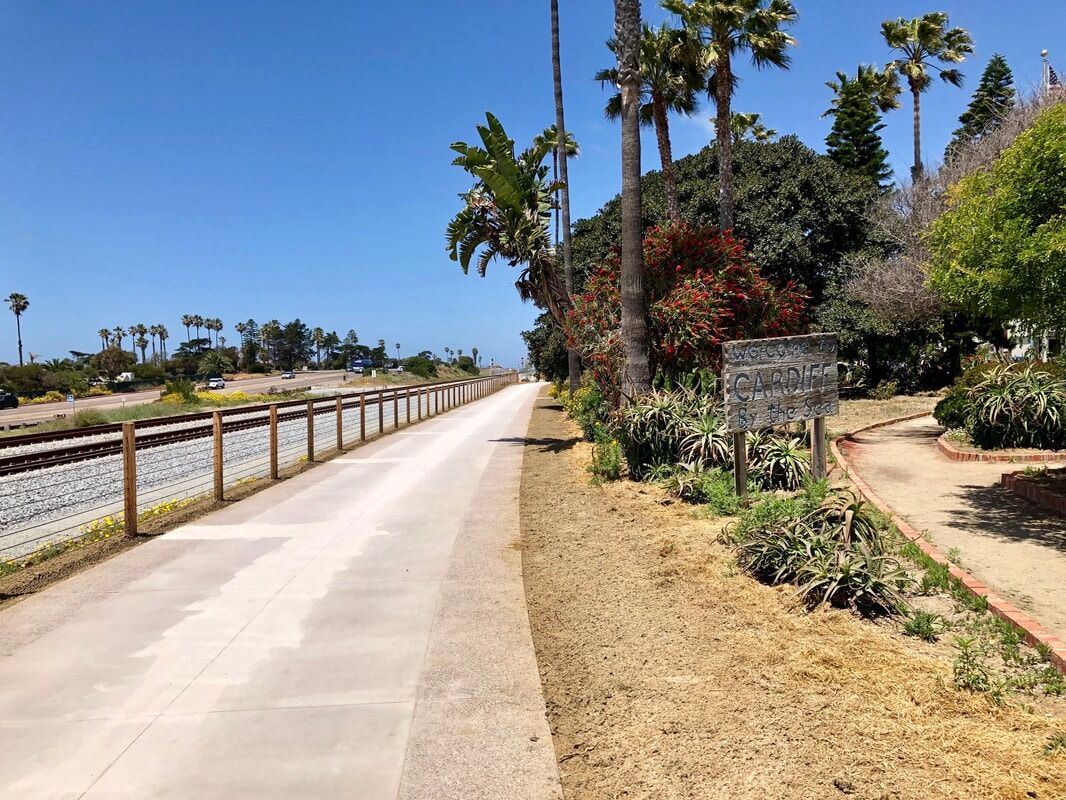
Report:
831,395,939,438
521,394,1066,800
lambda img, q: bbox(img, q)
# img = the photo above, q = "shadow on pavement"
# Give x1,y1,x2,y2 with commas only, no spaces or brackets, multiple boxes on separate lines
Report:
491,436,579,454
946,483,1066,551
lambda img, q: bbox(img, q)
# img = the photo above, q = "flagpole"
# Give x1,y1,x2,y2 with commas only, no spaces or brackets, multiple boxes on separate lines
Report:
1043,49,1049,97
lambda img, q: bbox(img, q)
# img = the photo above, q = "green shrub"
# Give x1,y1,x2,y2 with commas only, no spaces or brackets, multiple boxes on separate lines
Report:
402,356,437,379
564,383,610,442
902,610,941,642
729,489,909,615
870,380,900,400
72,409,109,428
967,363,1066,450
748,433,810,491
933,385,970,429
588,434,623,482
163,378,196,403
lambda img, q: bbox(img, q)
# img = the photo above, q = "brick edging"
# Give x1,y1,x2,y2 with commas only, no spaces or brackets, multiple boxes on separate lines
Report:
1001,472,1066,517
830,415,1066,673
937,433,1066,463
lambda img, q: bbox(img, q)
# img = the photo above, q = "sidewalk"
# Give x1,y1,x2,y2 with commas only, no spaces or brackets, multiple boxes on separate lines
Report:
0,381,561,800
845,415,1066,641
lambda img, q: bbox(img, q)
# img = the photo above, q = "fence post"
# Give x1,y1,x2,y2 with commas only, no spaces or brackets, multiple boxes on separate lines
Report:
418,387,422,419
732,431,748,503
405,388,411,424
394,390,399,429
336,396,344,452
810,417,827,482
360,395,366,441
378,392,384,434
269,404,279,479
306,400,315,462
213,411,224,501
122,421,138,535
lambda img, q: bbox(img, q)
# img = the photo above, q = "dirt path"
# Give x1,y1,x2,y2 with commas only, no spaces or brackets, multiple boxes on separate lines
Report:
520,394,1066,800
846,415,1066,642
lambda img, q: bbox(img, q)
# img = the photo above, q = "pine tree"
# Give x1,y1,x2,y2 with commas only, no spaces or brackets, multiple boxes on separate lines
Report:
825,78,892,188
945,54,1015,161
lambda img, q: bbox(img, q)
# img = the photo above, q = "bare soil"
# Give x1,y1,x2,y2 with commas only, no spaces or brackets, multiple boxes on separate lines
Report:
521,394,1066,800
831,395,939,438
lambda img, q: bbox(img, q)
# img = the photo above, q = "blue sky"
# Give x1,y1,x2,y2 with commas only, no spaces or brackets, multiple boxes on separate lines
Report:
2,1,1062,367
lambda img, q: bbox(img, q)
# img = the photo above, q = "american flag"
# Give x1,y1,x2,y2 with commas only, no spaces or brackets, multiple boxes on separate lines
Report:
1051,64,1061,86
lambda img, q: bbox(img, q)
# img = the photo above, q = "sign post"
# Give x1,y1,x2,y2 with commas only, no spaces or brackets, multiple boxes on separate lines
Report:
722,333,839,496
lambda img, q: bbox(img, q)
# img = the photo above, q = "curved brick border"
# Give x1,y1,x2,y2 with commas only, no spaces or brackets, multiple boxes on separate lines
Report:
830,414,1066,674
1001,472,1066,517
937,433,1066,464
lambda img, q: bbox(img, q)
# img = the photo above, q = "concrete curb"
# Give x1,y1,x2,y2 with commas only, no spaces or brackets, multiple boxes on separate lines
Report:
937,433,1066,463
830,414,1066,673
1001,471,1066,517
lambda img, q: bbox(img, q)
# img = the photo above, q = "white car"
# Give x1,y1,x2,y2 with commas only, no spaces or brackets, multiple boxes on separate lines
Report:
206,378,225,390
280,371,295,379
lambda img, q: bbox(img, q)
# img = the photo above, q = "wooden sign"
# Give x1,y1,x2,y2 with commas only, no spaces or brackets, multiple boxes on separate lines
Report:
722,333,839,434
722,333,839,499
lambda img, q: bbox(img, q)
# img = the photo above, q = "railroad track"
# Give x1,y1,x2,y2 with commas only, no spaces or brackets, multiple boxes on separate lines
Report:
0,378,476,477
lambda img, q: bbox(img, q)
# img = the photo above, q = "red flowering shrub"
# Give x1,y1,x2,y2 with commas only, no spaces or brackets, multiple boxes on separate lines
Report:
565,224,807,403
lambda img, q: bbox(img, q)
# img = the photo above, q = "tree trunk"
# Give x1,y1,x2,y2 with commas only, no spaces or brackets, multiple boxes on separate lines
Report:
911,82,922,180
652,93,681,224
551,0,581,395
715,50,735,231
615,0,652,399
15,314,23,366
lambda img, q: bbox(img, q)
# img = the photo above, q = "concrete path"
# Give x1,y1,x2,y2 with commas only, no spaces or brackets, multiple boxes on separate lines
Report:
0,382,561,800
847,415,1066,641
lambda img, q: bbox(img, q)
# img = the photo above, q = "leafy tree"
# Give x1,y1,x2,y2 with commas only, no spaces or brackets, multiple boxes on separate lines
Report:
274,320,313,370
570,136,880,307
614,0,653,397
6,292,28,366
663,0,798,230
92,346,136,380
447,113,569,326
521,312,570,382
945,54,1015,162
596,22,704,222
928,103,1066,333
881,12,973,178
402,355,437,379
566,224,805,404
824,70,893,187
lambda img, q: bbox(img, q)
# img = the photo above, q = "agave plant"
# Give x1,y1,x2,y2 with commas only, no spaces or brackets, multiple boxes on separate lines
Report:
968,363,1066,450
749,435,810,491
679,410,730,467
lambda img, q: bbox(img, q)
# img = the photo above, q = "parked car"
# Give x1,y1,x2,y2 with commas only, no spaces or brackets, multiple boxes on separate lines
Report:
206,377,225,390
0,391,18,409
280,371,295,379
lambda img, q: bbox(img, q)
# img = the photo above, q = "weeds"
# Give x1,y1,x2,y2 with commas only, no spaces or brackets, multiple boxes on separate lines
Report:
589,435,623,483
903,610,941,642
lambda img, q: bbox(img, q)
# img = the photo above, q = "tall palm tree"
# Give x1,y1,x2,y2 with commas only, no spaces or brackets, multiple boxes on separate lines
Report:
130,323,149,362
881,12,972,178
98,327,110,351
614,0,652,397
550,0,581,396
446,113,570,327
157,325,169,360
312,327,325,368
6,292,29,366
191,315,204,344
234,321,247,349
181,314,194,343
596,22,704,223
395,342,401,365
471,346,479,367
531,126,580,247
663,0,798,230
148,324,161,362
112,326,126,350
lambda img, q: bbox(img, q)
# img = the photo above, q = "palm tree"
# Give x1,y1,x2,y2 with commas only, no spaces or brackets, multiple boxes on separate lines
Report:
98,327,110,351
825,64,902,115
446,113,570,327
726,111,777,142
395,342,401,365
881,12,973,178
312,327,325,368
596,22,704,223
663,0,798,230
6,292,29,366
204,317,222,348
234,321,247,348
471,346,479,367
112,326,126,350
191,315,204,345
615,0,652,397
130,323,149,362
532,126,580,247
148,324,161,362
157,325,169,360
181,314,194,343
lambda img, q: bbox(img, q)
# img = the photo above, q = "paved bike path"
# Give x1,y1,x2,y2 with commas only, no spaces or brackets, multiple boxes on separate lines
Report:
846,415,1066,641
0,381,561,800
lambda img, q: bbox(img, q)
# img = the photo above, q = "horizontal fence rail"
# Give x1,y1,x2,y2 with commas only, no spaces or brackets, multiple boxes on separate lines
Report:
0,372,517,560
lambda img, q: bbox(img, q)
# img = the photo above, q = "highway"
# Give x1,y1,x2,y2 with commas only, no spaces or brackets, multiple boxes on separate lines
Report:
0,370,349,426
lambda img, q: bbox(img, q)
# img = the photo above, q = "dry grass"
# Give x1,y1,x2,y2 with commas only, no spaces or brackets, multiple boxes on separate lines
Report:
831,395,939,438
521,395,1066,800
